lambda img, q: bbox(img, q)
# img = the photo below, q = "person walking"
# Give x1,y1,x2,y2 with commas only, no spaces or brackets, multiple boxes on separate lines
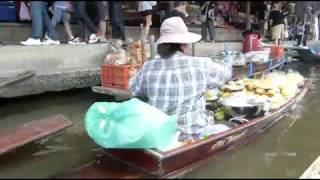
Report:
138,1,157,42
269,2,285,45
21,1,60,45
70,1,100,44
96,1,110,42
163,1,188,22
109,1,125,40
199,1,216,42
51,1,75,44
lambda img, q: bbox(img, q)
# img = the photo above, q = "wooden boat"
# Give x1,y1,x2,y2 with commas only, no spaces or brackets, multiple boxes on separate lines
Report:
296,48,320,64
0,114,72,156
61,79,312,179
102,80,312,178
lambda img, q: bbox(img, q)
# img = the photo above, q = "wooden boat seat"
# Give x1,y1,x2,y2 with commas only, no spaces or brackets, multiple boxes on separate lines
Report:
0,114,72,156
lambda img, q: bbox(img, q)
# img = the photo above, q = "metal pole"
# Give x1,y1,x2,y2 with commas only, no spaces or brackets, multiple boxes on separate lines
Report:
140,23,146,64
246,1,251,30
192,43,195,56
149,35,156,59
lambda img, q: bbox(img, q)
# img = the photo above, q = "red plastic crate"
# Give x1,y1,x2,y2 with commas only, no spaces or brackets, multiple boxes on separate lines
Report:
101,64,141,90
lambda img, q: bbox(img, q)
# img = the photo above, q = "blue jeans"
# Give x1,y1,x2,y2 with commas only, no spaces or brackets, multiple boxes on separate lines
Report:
30,1,56,40
109,1,125,40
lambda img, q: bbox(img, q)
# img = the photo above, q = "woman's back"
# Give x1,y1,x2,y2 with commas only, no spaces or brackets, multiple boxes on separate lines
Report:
130,52,232,134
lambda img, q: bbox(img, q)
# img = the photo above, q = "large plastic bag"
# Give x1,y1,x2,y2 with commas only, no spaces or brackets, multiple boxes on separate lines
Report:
85,98,177,150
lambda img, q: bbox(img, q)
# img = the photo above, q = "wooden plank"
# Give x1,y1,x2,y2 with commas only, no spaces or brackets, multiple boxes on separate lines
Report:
0,114,72,156
300,156,320,179
91,86,132,101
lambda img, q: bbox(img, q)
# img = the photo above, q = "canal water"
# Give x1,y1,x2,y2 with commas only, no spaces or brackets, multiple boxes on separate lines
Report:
0,62,319,178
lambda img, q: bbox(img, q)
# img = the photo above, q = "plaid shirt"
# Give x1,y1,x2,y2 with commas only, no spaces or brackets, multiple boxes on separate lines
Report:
130,52,232,139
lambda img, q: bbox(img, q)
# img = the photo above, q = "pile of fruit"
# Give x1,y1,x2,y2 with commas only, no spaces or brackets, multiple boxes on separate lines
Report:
206,71,305,121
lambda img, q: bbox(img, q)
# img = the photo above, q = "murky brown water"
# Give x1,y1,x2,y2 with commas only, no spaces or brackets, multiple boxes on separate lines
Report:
0,62,319,178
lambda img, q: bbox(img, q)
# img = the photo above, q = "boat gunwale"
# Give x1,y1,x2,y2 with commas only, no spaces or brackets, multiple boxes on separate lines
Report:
144,79,312,160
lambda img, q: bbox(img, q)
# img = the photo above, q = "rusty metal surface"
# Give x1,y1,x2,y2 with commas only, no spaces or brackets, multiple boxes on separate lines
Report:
0,114,73,156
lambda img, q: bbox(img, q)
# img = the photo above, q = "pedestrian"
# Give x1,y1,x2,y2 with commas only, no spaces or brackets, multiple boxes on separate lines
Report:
269,2,285,45
129,17,232,142
96,1,110,42
199,1,216,42
21,1,60,45
51,1,75,44
295,18,305,46
70,1,100,44
109,1,125,40
163,1,188,22
257,2,270,40
138,1,157,42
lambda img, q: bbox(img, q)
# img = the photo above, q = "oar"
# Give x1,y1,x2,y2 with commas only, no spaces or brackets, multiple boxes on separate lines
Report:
0,70,35,89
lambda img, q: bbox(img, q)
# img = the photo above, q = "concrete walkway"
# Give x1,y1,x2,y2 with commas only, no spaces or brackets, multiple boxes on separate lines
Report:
0,22,244,43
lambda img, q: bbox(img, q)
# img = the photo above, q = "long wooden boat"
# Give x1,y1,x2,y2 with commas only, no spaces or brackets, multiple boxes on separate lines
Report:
60,79,312,179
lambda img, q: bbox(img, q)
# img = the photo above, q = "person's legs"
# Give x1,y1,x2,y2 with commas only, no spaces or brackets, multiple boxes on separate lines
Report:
144,14,152,41
72,1,86,40
201,21,207,41
30,1,43,39
207,19,215,41
109,1,125,40
76,1,97,35
62,11,74,40
96,1,109,41
303,25,310,46
52,7,63,28
41,2,57,41
296,35,302,45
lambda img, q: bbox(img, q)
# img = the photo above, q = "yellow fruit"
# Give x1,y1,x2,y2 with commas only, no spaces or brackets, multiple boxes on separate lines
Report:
222,92,231,97
265,89,276,97
255,88,265,95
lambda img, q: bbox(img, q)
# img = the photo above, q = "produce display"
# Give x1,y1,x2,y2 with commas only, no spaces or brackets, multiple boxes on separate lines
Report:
104,40,149,78
213,50,271,67
205,71,305,121
105,41,145,66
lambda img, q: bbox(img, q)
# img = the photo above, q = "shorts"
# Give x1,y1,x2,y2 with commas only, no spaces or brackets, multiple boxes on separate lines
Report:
52,7,71,27
139,9,153,17
271,24,284,40
96,1,109,21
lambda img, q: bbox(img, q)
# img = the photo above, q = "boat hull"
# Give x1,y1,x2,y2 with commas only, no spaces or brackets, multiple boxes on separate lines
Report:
296,49,320,64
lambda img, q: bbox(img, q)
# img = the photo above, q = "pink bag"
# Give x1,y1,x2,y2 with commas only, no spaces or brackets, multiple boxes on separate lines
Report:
19,2,31,21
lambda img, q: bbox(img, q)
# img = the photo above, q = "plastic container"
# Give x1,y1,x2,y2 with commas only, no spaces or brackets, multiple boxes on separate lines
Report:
0,4,17,22
267,46,285,59
101,64,141,90
243,32,260,53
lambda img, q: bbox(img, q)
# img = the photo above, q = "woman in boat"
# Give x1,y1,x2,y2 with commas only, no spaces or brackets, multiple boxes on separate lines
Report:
129,17,233,142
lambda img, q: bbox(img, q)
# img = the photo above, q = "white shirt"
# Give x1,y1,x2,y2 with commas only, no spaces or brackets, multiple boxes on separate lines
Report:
138,1,157,12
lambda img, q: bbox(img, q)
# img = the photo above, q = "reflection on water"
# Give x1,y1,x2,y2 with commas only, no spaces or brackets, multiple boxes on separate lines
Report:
0,63,319,178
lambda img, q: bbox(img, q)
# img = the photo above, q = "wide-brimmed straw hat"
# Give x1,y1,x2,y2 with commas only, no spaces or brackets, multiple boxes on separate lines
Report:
156,17,202,44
